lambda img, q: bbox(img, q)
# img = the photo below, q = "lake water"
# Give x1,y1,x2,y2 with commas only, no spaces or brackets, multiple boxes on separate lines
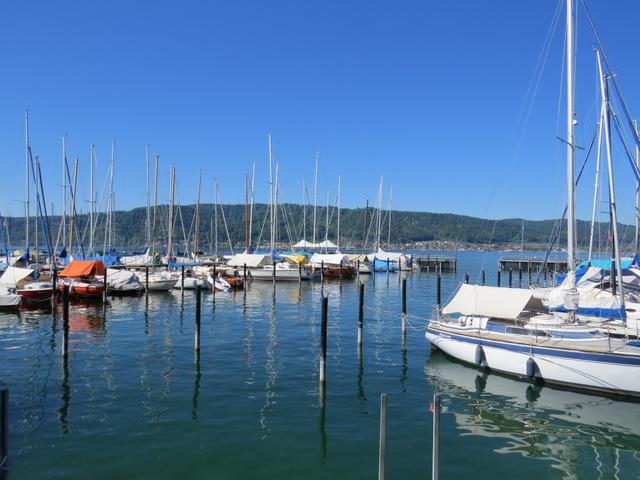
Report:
1,251,639,479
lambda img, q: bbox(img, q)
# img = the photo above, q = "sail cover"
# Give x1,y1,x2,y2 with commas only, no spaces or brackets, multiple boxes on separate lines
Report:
309,253,349,266
227,253,270,268
0,266,34,287
442,284,542,320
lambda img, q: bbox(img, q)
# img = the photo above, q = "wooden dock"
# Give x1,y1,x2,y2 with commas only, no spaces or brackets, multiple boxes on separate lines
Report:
498,257,569,273
416,255,457,273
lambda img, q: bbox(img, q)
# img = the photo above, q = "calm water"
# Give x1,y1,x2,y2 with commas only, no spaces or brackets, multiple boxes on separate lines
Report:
1,251,639,479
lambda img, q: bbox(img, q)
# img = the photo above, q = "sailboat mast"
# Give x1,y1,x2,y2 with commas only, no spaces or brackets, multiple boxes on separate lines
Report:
152,155,159,258
195,168,202,255
25,111,30,252
214,178,218,259
597,50,625,315
337,176,341,252
145,145,151,249
89,144,95,255
312,153,319,246
588,100,605,261
635,120,640,255
376,177,383,251
387,186,392,249
566,0,576,274
62,136,67,249
168,165,175,257
244,170,248,251
324,190,329,251
362,199,368,254
268,134,274,254
248,162,256,250
302,178,307,245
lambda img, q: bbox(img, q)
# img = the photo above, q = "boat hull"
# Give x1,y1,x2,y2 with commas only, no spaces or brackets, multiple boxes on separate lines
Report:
426,325,640,397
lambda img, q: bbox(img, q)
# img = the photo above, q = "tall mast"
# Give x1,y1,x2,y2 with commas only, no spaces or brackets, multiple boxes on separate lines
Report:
145,145,151,249
152,155,159,258
597,50,625,318
565,0,577,321
362,199,368,254
268,134,274,254
635,120,640,255
312,153,319,246
324,190,329,252
248,162,256,251
167,165,176,257
244,170,248,251
89,144,95,255
302,179,307,244
24,111,30,252
194,168,202,255
274,162,279,250
566,0,576,274
386,186,393,249
337,176,341,252
376,176,383,251
588,99,605,261
62,136,67,250
214,178,218,258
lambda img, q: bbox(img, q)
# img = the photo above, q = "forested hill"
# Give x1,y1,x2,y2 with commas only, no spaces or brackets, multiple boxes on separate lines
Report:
3,203,634,250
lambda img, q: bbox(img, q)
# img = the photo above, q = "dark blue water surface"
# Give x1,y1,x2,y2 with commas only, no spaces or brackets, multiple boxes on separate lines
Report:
1,251,638,479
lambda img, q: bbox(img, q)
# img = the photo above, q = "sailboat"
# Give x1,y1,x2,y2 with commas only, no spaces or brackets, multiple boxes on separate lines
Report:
426,0,640,397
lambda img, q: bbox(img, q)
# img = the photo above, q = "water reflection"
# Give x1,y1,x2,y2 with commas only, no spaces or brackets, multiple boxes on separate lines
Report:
426,352,640,478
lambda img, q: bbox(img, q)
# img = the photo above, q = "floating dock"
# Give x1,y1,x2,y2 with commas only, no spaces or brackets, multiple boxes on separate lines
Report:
416,255,457,272
498,257,569,273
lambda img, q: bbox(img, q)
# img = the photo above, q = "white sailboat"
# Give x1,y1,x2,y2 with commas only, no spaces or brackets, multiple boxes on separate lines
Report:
426,0,640,398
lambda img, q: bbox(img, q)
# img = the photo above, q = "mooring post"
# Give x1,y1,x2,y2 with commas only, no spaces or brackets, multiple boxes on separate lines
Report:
103,268,108,302
298,261,302,283
401,278,407,336
0,383,7,471
272,260,276,284
62,285,70,357
145,266,149,292
481,269,485,286
243,263,247,280
518,264,522,287
321,261,324,282
386,258,390,273
378,393,387,480
464,273,469,284
358,282,364,349
212,264,217,301
195,285,201,351
432,392,441,480
357,259,360,279
509,268,513,288
51,268,57,308
497,269,501,287
319,295,328,385
436,274,441,308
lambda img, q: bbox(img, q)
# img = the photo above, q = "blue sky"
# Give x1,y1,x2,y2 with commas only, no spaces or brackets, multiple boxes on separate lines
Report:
1,0,639,224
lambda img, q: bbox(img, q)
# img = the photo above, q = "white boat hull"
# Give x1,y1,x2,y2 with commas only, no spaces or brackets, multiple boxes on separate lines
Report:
426,326,640,397
249,268,319,282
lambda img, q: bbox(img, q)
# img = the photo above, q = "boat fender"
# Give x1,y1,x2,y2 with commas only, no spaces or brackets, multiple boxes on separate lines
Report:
526,357,537,379
474,345,486,367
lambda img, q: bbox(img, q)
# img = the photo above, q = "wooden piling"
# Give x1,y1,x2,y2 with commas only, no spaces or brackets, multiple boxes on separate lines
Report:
103,269,108,302
436,274,442,308
195,285,201,351
464,273,469,284
0,383,7,470
481,269,485,286
321,261,324,282
401,278,407,336
358,282,364,348
243,263,247,280
432,392,441,480
518,265,522,287
378,393,387,480
145,266,149,292
272,260,276,284
509,268,513,288
497,270,501,287
62,285,70,357
51,268,57,308
298,261,302,283
319,295,328,385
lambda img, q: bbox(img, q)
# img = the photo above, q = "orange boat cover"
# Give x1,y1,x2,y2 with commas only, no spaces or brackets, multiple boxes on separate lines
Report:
58,260,106,278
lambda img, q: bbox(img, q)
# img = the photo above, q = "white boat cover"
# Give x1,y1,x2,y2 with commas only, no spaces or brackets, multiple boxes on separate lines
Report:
227,253,270,268
309,253,349,266
0,266,34,287
317,240,338,250
119,253,154,265
107,268,140,288
371,249,405,261
293,240,321,249
442,284,542,320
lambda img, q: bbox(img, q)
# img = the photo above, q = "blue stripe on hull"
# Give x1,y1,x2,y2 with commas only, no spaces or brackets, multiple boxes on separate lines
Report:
426,326,640,366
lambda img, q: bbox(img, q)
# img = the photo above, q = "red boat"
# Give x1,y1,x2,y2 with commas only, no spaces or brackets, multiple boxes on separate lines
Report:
17,281,54,304
322,265,357,279
57,260,106,300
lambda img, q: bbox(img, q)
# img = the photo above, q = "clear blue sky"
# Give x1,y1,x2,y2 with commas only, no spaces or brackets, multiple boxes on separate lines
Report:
1,0,639,224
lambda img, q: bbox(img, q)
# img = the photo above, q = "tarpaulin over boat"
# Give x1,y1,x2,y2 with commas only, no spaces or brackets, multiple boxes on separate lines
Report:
0,266,34,287
283,255,307,264
442,284,543,320
227,253,270,268
309,253,349,266
292,240,321,249
59,260,106,278
106,268,140,288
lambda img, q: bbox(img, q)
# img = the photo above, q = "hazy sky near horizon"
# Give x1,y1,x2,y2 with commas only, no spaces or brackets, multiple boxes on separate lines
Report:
1,0,640,224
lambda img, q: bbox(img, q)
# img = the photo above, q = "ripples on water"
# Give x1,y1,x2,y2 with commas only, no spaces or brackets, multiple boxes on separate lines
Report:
1,251,639,479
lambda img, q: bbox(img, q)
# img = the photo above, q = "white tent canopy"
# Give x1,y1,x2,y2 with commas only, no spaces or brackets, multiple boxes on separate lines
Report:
317,240,338,250
0,266,34,287
309,253,349,266
293,240,321,249
227,253,270,268
443,284,543,320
